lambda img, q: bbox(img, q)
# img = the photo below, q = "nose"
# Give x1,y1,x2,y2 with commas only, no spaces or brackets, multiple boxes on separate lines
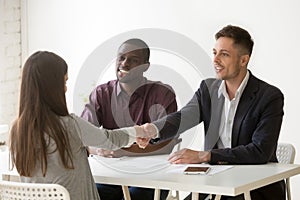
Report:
120,58,129,67
213,53,219,63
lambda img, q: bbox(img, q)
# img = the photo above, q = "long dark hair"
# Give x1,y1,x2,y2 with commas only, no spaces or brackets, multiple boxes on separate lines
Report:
10,51,74,177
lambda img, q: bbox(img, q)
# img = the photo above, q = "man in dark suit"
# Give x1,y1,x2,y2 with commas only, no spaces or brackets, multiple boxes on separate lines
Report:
139,25,285,200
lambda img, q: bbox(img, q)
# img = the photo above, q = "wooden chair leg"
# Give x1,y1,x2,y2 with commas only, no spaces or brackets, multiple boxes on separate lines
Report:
214,194,221,200
122,185,131,200
244,191,251,200
192,192,199,200
154,189,161,200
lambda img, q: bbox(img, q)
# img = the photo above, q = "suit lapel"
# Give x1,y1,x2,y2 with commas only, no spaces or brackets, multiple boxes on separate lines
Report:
204,81,224,150
231,75,258,147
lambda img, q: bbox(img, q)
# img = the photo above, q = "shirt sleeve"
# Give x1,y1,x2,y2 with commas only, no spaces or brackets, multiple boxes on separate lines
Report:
80,88,102,127
149,85,178,122
159,87,177,116
121,128,137,148
152,123,160,138
72,114,136,150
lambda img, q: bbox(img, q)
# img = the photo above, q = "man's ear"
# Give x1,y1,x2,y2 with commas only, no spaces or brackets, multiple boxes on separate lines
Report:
240,55,250,68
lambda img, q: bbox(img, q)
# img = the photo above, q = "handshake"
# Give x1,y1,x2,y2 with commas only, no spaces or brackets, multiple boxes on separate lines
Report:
134,123,158,149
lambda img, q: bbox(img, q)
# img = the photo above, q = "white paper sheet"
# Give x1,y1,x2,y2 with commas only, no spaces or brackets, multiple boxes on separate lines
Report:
92,154,233,175
92,154,170,174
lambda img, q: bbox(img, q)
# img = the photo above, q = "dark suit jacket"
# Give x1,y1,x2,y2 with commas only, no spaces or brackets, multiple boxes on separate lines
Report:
154,71,286,199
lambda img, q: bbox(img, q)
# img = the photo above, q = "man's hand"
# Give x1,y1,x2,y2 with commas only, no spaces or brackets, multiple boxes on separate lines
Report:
87,147,114,157
95,148,115,157
134,123,158,149
168,148,211,164
134,123,158,138
136,137,151,149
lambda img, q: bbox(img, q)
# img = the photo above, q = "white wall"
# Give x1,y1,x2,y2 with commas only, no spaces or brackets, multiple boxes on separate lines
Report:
23,0,300,198
0,0,21,142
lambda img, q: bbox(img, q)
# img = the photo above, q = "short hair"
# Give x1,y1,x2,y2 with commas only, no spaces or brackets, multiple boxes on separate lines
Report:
215,25,254,56
120,38,150,62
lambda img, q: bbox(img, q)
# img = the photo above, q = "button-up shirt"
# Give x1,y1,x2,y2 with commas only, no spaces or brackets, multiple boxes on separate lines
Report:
217,71,250,148
81,78,177,130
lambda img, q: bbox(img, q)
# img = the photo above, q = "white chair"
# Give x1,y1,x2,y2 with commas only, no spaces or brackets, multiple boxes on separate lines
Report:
0,180,70,200
276,143,296,200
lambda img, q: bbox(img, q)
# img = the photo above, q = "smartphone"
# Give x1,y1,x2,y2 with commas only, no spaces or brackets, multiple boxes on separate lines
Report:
184,166,210,175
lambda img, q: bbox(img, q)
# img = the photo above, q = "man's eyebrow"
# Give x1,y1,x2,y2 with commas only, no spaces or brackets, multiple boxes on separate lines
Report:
212,48,230,53
117,53,141,58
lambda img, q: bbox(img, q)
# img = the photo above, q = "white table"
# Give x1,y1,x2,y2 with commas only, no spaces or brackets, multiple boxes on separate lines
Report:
1,153,300,200
88,155,300,200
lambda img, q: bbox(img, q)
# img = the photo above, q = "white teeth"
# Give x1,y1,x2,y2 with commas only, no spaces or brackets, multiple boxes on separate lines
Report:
215,66,223,71
119,69,129,74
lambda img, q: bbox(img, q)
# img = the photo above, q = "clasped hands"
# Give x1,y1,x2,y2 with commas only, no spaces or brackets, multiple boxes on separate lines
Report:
134,123,157,149
87,123,157,158
135,123,211,164
93,123,211,164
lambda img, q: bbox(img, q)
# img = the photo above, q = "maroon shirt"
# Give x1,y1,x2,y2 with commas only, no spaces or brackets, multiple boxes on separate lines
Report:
81,78,177,131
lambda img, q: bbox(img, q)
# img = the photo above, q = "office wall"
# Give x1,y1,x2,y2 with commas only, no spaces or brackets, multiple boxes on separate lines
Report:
0,0,21,142
22,0,300,198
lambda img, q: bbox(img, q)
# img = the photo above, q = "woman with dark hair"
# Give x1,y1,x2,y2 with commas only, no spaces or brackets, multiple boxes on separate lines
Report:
9,51,149,200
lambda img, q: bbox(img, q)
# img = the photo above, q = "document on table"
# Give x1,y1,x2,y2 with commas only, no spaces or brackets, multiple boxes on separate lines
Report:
92,154,233,175
92,154,171,174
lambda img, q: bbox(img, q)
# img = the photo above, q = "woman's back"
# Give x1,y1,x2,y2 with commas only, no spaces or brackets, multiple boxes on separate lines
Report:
21,115,100,200
10,51,141,200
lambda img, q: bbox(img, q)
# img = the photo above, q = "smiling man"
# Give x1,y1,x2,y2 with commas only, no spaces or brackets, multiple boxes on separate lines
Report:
141,25,285,200
81,38,178,200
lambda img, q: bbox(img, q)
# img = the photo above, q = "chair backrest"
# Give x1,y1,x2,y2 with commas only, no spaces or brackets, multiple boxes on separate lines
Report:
0,180,70,200
276,143,296,164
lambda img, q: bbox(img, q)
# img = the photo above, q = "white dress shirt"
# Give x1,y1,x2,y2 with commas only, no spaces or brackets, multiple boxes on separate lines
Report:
217,71,250,148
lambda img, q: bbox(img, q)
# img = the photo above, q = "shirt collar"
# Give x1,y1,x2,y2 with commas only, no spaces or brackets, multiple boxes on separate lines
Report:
116,78,148,97
218,70,250,99
116,81,122,96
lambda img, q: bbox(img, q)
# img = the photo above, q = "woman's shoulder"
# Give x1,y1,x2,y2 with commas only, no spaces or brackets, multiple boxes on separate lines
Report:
60,114,81,130
60,114,75,122
63,114,95,130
